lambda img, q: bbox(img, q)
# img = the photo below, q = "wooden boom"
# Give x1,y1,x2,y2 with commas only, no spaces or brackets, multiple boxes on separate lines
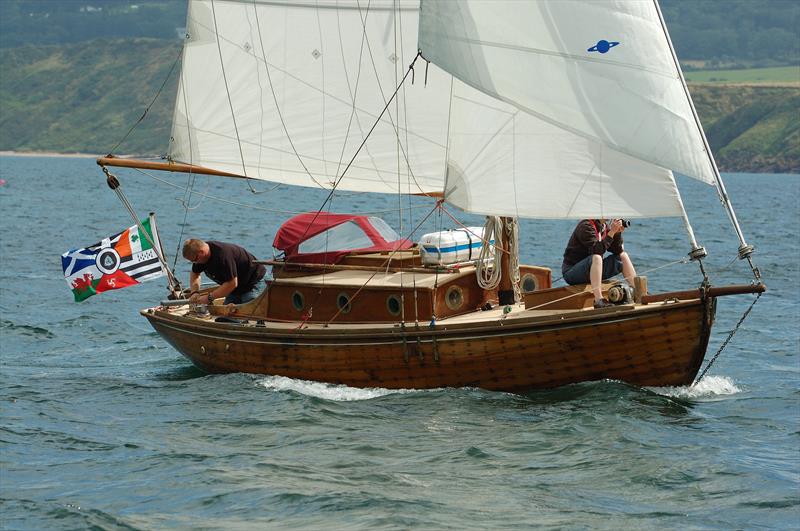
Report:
96,156,246,178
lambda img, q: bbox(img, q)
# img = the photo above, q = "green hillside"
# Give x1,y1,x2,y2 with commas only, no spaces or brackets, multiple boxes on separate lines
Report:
690,85,800,173
0,39,179,155
1,39,798,173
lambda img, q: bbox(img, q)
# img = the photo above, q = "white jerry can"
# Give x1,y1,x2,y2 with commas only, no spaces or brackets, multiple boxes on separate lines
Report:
418,227,491,266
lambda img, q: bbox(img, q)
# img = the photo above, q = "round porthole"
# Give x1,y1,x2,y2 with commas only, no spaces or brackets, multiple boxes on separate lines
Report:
337,292,352,314
386,294,402,316
292,291,304,312
521,273,538,294
445,285,464,311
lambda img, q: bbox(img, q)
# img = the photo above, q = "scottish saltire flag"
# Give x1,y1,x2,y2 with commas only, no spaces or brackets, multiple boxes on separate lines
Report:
62,216,166,302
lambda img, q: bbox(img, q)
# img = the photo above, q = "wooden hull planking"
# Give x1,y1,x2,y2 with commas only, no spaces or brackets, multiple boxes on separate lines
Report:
143,297,716,392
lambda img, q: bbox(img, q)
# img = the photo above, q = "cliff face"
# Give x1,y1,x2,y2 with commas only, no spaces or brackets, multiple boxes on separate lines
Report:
1,40,798,173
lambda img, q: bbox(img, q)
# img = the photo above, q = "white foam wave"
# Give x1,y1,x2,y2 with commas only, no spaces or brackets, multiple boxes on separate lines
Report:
650,375,742,399
255,375,421,401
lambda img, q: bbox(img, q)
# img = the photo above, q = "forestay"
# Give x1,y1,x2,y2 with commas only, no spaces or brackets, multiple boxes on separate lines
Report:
169,0,704,219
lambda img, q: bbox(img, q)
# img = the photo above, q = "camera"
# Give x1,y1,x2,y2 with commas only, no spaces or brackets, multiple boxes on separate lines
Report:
619,219,631,228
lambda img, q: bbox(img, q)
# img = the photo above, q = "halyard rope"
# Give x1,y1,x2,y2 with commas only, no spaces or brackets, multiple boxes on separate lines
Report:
106,45,183,156
129,166,430,216
102,167,181,293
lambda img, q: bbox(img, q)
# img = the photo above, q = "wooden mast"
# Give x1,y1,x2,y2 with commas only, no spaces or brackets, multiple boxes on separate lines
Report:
498,216,515,305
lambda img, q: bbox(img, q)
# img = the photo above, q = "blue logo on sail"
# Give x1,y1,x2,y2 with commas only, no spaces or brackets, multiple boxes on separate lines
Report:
587,40,620,54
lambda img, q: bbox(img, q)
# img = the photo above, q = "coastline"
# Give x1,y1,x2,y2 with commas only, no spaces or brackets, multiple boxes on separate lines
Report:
0,150,99,159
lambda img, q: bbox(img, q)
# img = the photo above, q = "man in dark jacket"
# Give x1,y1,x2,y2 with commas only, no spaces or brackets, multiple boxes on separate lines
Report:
182,239,266,305
562,219,636,308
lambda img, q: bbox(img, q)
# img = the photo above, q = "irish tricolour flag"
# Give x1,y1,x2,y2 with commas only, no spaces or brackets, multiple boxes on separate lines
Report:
62,215,166,302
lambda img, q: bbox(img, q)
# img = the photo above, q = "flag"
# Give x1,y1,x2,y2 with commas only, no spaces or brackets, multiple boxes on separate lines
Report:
62,216,166,302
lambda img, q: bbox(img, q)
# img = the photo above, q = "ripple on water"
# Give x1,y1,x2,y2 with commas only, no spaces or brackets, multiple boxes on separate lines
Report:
0,319,55,339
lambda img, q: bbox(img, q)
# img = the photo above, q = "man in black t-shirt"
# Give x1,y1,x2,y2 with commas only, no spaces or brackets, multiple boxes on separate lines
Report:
182,239,266,305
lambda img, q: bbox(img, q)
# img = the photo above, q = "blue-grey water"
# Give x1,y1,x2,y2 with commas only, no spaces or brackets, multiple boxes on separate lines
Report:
1,155,798,530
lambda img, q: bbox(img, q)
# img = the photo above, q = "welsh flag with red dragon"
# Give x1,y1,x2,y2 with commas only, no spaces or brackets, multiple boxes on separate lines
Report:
61,216,166,302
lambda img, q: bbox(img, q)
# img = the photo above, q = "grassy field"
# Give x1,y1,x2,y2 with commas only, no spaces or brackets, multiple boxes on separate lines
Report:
684,66,800,85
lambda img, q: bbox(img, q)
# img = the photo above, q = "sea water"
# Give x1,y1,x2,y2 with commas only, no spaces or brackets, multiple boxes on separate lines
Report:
1,155,797,529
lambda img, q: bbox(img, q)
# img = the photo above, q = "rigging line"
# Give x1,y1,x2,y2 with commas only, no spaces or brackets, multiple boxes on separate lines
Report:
694,292,762,385
242,3,270,194
550,256,690,286
173,172,198,273
210,0,249,181
251,0,327,189
354,0,430,195
393,0,406,326
345,0,411,192
107,43,183,156
396,1,420,326
131,166,426,215
302,50,424,243
529,258,690,310
102,168,180,291
314,0,330,183
440,76,454,200
172,45,197,272
188,14,445,150
333,0,371,181
652,0,758,281
323,201,441,327
438,205,510,256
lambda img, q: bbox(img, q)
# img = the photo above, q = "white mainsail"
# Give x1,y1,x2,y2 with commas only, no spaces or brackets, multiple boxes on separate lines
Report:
170,0,449,195
169,0,711,219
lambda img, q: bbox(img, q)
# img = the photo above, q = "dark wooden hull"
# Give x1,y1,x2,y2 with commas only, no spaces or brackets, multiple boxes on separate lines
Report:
143,296,717,392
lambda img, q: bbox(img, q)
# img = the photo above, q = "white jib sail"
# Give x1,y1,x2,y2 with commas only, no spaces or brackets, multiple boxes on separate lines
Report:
170,0,450,195
419,0,716,218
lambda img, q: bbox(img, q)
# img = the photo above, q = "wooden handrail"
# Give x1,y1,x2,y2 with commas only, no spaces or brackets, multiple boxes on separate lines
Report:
257,259,459,275
641,283,766,304
97,156,246,178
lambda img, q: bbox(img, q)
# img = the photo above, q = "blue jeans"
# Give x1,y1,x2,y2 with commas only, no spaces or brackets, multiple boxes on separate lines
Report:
563,254,622,286
224,284,261,305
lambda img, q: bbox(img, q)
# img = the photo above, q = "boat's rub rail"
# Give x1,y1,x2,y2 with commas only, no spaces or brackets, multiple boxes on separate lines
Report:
142,297,702,338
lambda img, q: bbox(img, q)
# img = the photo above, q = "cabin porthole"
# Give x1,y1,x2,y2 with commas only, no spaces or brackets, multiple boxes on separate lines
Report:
386,295,402,316
337,292,352,314
292,291,304,312
521,273,538,294
445,285,464,311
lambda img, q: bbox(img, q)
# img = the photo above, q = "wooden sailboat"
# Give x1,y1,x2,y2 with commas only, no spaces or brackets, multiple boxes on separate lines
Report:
99,0,764,391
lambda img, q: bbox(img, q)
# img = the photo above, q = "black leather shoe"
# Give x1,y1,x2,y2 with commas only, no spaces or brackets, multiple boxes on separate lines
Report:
594,298,613,309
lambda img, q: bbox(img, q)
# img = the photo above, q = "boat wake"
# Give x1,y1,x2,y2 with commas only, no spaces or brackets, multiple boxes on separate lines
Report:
254,375,423,401
650,375,742,399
